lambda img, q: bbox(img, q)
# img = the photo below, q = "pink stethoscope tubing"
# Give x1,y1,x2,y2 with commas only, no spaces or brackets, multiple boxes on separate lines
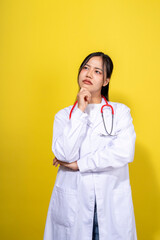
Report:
69,96,114,136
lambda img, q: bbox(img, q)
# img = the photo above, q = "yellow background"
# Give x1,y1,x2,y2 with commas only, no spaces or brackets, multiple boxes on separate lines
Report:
1,0,160,239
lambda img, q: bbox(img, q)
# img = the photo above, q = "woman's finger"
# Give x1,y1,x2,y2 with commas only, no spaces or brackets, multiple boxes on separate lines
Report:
53,157,58,165
55,161,59,167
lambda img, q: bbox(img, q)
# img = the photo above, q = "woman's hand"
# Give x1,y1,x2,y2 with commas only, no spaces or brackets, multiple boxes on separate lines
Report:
53,157,79,171
77,87,91,112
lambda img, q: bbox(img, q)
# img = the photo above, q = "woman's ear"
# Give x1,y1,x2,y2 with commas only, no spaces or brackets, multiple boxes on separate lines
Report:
103,78,110,87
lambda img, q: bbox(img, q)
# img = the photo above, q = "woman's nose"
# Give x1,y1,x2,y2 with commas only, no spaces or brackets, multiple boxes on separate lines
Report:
86,69,93,78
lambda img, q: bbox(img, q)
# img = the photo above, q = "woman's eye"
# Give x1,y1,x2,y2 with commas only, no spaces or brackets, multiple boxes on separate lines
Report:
83,66,88,69
95,70,101,74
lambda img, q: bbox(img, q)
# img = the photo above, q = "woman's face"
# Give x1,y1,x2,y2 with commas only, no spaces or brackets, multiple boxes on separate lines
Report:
78,56,109,96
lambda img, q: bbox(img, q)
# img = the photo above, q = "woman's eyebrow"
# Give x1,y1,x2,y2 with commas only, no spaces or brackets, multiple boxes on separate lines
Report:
85,63,103,72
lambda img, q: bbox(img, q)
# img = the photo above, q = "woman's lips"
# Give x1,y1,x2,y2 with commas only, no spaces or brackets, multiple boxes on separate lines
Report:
82,80,93,85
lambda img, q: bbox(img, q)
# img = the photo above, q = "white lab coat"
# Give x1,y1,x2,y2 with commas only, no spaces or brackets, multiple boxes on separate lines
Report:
44,98,137,240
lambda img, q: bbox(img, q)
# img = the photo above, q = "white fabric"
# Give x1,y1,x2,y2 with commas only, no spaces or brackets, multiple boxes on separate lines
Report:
44,98,137,240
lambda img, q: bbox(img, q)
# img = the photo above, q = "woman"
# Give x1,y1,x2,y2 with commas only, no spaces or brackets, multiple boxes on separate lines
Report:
43,52,137,240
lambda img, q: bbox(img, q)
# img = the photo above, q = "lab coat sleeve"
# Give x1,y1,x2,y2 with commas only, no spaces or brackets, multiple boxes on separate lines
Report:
52,107,88,163
77,104,136,172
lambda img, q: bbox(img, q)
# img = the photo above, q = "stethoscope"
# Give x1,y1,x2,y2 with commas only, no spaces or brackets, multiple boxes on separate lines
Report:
69,96,114,136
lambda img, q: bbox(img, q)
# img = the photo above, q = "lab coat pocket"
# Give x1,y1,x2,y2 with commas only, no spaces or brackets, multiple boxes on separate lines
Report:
112,185,133,228
51,185,78,228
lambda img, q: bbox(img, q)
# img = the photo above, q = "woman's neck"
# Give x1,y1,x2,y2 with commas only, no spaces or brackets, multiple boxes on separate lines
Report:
89,94,102,104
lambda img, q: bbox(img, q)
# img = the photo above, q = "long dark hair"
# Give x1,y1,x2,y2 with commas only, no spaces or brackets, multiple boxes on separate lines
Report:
77,52,113,101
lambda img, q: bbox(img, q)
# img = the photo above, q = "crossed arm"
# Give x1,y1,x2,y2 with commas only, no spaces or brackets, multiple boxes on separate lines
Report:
52,104,136,173
53,157,79,171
